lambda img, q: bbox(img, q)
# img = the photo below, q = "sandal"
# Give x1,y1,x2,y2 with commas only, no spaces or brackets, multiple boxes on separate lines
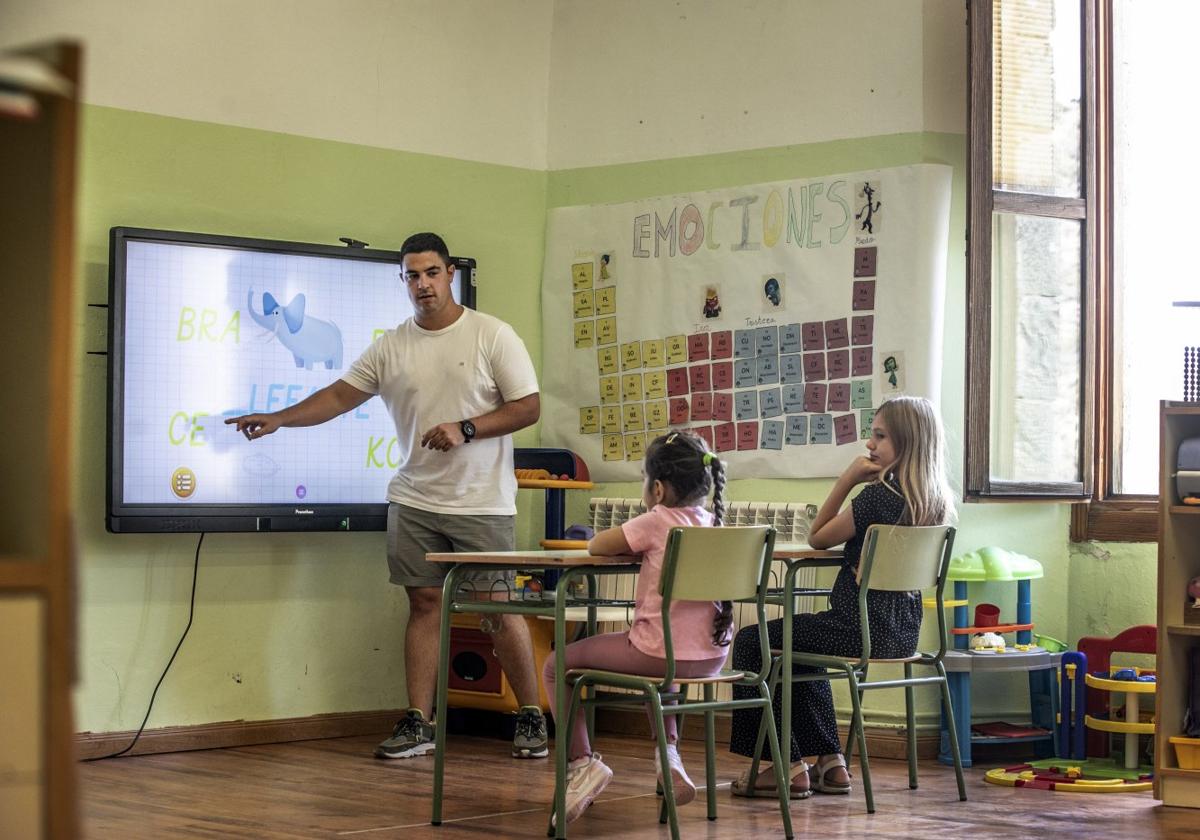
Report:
808,754,852,795
731,762,812,800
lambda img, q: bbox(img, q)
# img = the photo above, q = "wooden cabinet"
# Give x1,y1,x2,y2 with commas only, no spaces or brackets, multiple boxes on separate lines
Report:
0,41,81,838
1155,401,1200,807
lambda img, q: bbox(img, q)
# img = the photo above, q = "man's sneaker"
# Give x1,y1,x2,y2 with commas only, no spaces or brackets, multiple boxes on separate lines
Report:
563,753,613,823
512,705,549,758
375,709,435,759
654,743,697,806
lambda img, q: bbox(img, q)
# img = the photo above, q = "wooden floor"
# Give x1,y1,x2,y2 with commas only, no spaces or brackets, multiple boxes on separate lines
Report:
80,732,1197,839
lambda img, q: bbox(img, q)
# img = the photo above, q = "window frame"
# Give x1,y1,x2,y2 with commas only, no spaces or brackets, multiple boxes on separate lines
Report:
966,0,1155,539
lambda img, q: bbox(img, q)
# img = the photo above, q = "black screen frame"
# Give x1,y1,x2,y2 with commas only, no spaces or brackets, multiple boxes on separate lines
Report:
106,226,477,533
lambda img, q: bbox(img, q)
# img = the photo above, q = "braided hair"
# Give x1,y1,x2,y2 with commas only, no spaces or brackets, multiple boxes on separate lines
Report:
644,432,731,646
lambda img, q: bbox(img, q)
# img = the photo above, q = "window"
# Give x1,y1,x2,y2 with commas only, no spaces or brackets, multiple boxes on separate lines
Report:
967,0,1190,541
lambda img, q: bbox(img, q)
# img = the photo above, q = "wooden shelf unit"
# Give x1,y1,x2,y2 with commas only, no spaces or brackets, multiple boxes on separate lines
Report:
1155,402,1200,807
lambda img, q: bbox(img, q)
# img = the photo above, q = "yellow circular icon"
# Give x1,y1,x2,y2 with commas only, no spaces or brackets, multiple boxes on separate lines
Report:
171,467,197,499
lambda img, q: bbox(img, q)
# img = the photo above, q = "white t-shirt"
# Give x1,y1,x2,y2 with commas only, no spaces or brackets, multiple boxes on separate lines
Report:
341,307,539,515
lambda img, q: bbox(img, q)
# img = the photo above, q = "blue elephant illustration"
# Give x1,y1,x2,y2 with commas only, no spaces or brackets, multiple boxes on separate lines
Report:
247,289,343,370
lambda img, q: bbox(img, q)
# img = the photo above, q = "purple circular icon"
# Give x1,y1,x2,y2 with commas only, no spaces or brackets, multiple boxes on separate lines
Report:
295,485,307,499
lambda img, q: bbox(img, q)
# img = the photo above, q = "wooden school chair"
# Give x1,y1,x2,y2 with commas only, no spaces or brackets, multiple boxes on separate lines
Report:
552,525,794,840
750,524,967,813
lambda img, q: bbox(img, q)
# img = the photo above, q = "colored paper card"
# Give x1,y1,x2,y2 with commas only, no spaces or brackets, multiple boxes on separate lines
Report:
785,415,808,445
693,426,714,449
851,315,874,346
688,333,710,362
852,280,876,311
780,354,803,385
667,368,689,396
599,375,620,405
711,330,733,359
713,392,733,421
802,321,824,351
621,340,643,370
711,361,733,391
755,326,779,357
824,318,849,349
596,316,617,346
644,370,667,400
573,290,595,319
595,285,616,315
623,403,645,432
642,339,665,368
782,384,804,414
734,329,755,359
854,246,877,278
780,323,802,354
828,382,851,412
625,432,646,461
756,355,779,385
827,349,849,380
734,358,756,388
602,433,623,461
669,397,690,425
851,379,872,409
759,387,783,419
572,261,594,291
579,406,599,435
601,405,621,434
852,346,872,377
809,413,833,445
803,352,826,381
573,319,594,348
804,383,828,413
691,391,713,421
860,408,877,439
737,422,759,451
714,422,737,453
666,334,688,365
646,400,669,430
834,413,858,445
689,363,712,392
621,373,644,402
760,419,784,450
598,346,618,375
735,390,758,421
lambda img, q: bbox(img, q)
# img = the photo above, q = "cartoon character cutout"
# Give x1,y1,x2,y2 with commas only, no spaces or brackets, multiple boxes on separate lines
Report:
599,253,611,281
883,354,899,388
764,277,781,307
702,286,722,319
856,181,881,234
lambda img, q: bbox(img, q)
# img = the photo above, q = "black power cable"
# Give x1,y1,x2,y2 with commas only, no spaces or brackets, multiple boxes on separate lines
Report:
84,532,204,761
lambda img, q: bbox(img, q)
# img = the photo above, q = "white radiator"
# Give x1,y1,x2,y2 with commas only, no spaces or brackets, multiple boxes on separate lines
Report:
585,498,825,701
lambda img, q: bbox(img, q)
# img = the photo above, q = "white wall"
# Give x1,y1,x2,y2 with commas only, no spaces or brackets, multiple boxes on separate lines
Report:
0,0,555,169
547,0,966,169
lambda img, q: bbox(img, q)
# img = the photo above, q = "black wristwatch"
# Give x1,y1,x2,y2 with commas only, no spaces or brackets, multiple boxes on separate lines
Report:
459,419,476,442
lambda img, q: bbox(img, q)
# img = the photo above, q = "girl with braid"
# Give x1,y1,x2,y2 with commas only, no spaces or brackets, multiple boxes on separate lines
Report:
543,431,731,824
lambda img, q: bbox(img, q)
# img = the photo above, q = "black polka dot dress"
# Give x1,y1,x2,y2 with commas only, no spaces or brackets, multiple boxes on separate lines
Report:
729,478,923,762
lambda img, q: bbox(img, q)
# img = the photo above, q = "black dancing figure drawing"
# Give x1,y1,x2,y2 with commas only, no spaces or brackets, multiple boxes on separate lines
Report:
856,182,881,234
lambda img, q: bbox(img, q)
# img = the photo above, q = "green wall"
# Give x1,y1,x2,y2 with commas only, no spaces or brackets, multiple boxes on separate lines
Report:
74,107,1157,737
73,106,549,731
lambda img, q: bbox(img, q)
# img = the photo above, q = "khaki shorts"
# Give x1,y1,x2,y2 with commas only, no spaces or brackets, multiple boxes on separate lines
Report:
386,502,515,590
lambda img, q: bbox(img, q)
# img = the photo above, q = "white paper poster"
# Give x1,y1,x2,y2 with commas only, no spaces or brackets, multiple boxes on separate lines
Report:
540,164,951,480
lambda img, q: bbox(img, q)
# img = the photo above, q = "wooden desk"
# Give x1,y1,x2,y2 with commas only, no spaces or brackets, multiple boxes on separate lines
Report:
426,545,842,835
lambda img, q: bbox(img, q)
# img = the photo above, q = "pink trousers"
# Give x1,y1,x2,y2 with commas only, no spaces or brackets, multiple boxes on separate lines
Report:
541,630,727,760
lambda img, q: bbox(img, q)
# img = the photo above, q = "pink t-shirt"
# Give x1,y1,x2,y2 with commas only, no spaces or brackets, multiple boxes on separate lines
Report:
622,504,730,660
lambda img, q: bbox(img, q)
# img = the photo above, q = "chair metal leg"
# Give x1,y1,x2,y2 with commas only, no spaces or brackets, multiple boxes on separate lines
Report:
547,679,588,839
758,681,795,839
844,663,868,768
937,661,968,801
748,656,781,796
650,692,680,840
845,668,874,814
704,683,718,821
432,566,464,826
905,662,918,790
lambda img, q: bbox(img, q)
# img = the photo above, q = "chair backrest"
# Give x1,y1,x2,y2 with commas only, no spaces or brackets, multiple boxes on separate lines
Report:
857,524,955,592
660,525,774,603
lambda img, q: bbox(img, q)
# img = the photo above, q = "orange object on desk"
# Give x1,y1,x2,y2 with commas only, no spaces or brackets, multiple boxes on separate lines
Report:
540,539,589,550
